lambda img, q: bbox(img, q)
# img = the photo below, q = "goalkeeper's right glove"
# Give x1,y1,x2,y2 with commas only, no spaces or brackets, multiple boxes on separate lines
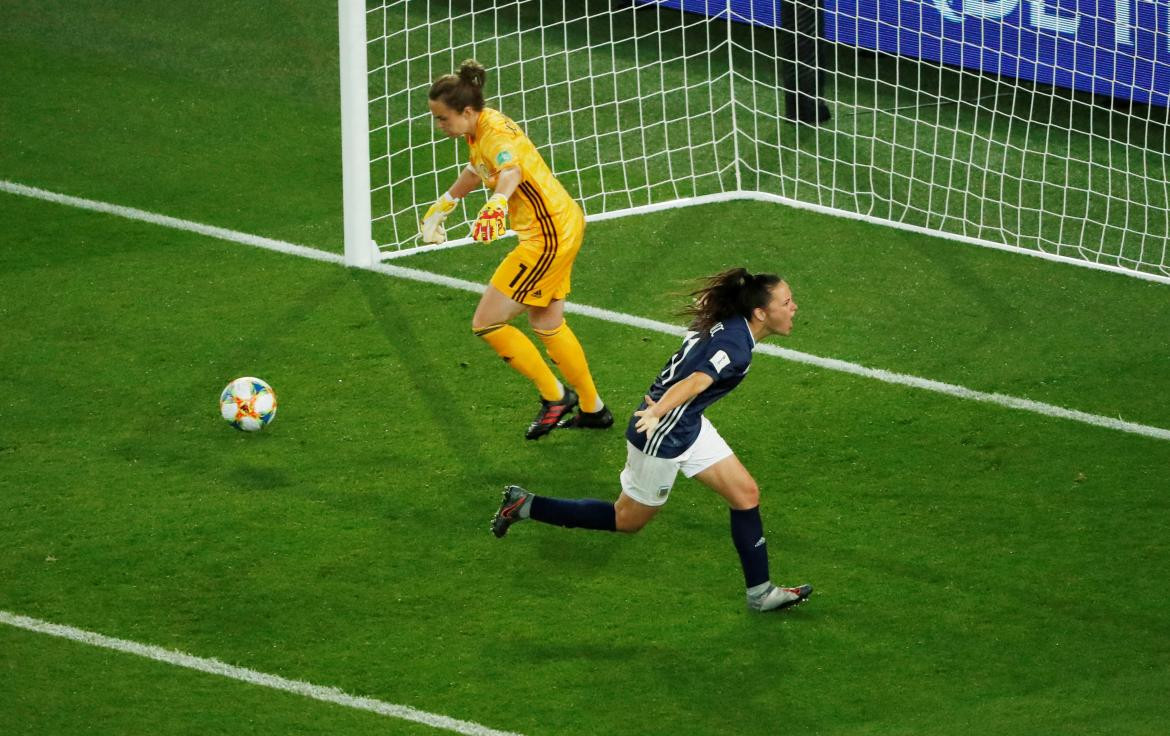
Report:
420,192,460,244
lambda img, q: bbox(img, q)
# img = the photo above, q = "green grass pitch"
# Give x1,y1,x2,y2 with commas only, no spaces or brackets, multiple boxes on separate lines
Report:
2,2,1170,735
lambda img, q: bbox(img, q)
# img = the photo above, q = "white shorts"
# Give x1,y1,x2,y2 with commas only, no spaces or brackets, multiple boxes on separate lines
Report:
619,416,734,507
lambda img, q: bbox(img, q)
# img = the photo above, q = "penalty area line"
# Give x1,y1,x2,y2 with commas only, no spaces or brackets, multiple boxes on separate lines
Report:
3,179,1168,443
0,610,524,736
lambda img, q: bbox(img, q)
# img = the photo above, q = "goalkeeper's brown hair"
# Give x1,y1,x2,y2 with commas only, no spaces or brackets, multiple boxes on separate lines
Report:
681,268,784,332
429,59,487,112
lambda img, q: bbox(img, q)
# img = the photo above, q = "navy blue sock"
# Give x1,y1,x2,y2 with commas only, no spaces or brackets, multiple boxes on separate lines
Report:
729,506,770,588
529,496,617,531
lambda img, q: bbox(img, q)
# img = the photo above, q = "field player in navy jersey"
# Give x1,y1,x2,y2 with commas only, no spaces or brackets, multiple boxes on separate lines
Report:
491,268,813,612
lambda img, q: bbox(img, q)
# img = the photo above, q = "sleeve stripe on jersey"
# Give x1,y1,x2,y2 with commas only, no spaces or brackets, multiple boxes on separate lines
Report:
646,401,685,457
645,404,682,456
646,397,695,457
512,181,559,302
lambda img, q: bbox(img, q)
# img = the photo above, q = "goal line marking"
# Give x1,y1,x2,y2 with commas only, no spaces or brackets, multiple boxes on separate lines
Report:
0,610,524,736
3,179,1168,442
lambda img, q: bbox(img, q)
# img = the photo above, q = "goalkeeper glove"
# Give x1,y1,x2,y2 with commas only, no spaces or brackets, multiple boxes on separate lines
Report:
471,193,509,244
420,192,460,244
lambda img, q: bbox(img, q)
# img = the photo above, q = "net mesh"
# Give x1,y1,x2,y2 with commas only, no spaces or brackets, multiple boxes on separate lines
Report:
364,0,1170,278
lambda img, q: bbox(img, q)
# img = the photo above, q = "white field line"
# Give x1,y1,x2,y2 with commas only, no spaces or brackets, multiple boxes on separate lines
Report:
0,610,523,736
4,179,1169,442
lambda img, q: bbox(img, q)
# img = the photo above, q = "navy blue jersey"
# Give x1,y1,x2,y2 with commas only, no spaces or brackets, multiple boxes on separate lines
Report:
626,316,756,458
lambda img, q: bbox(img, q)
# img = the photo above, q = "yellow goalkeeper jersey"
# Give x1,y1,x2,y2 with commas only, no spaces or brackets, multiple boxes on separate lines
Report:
467,107,582,243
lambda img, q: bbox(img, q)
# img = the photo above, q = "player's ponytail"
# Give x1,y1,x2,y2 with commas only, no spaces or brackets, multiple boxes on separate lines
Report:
682,268,783,332
429,59,487,112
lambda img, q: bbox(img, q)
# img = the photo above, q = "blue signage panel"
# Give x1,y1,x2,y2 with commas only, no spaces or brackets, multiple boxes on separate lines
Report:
824,0,1169,107
643,0,1170,107
637,1,785,28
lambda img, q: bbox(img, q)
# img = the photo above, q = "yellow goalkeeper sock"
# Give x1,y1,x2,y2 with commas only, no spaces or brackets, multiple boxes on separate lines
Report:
534,321,602,412
474,323,563,402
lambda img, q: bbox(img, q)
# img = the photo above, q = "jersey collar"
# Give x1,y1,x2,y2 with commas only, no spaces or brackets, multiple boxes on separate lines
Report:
743,316,757,347
467,107,491,145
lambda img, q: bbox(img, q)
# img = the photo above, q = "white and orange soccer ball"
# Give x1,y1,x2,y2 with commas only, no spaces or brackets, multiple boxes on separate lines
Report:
219,377,277,431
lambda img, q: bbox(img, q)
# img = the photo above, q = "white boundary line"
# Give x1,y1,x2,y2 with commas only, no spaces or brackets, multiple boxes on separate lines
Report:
3,179,1168,442
0,180,346,266
0,610,523,736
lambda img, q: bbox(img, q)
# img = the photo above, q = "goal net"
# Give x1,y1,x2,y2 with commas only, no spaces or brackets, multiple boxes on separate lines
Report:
344,0,1170,282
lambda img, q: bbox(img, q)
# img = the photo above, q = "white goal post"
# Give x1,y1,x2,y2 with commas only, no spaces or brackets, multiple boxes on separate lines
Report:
339,0,376,267
338,0,1170,284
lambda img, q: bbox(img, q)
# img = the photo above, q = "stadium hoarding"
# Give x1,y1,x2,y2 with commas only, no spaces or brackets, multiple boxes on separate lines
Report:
824,0,1170,107
642,0,1170,107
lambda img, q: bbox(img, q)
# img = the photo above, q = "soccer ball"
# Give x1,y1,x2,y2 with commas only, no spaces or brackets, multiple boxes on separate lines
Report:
219,377,277,431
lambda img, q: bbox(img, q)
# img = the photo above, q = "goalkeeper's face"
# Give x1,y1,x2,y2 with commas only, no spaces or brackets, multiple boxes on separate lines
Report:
429,99,476,138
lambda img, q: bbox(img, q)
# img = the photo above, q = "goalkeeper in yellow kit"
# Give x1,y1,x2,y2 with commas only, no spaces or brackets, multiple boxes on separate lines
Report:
421,59,610,440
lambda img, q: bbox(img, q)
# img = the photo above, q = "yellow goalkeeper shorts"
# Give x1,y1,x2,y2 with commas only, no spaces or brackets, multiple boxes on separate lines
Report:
490,215,584,307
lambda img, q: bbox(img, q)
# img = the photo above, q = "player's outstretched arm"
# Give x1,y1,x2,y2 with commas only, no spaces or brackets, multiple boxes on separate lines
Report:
420,166,480,244
634,371,714,434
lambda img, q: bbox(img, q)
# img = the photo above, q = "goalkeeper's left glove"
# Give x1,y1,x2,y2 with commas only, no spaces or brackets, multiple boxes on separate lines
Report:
471,193,509,243
420,192,460,244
